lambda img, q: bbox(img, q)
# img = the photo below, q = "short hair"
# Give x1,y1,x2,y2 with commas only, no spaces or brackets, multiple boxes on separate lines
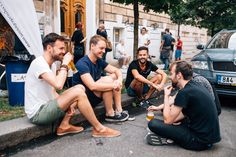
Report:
136,46,149,55
89,35,107,49
165,28,170,32
140,27,147,33
42,33,65,50
170,61,193,80
76,22,82,29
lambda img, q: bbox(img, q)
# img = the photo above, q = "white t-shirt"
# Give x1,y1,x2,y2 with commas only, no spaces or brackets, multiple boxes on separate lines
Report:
24,56,56,119
115,43,125,58
139,34,150,48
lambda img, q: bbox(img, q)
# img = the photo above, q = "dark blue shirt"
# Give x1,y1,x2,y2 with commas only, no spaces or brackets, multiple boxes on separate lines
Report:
162,34,173,47
72,55,108,88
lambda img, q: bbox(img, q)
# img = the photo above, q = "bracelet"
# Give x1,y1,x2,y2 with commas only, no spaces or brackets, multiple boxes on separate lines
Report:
60,64,69,71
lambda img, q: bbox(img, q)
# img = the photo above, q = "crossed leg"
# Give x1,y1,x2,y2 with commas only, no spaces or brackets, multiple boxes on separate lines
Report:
57,85,105,132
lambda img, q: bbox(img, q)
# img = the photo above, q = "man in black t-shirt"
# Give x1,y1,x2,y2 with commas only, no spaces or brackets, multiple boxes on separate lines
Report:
147,61,221,150
125,46,167,107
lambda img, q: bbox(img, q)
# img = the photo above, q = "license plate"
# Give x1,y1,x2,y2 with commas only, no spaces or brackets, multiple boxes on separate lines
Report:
217,75,236,86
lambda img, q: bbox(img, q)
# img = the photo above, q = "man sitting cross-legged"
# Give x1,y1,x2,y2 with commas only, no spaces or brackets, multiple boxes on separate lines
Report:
125,46,167,108
25,33,120,137
72,35,129,122
147,61,221,150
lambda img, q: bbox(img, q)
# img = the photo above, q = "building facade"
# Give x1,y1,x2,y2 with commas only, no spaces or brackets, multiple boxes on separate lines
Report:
2,0,208,62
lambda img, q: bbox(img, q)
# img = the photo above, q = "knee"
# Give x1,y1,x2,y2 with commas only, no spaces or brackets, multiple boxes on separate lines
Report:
148,119,157,131
74,84,85,92
72,85,87,98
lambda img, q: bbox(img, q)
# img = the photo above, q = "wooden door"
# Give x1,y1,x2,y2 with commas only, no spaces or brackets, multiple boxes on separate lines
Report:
60,0,86,38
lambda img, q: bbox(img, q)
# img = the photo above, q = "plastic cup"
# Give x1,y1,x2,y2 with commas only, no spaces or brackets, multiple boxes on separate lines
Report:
146,111,154,121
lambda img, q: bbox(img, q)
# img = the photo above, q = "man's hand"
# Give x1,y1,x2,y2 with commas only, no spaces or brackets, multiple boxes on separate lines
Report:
62,52,73,65
152,83,163,92
164,85,172,96
113,80,122,91
147,104,164,112
67,103,77,116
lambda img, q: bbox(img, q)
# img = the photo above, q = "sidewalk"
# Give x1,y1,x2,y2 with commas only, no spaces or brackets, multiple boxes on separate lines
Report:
4,104,236,157
0,94,135,151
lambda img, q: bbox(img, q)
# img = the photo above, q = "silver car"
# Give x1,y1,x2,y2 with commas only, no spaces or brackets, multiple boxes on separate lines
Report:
191,30,236,96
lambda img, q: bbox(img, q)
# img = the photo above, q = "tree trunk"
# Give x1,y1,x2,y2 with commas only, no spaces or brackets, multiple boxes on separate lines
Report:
211,23,215,37
133,0,139,59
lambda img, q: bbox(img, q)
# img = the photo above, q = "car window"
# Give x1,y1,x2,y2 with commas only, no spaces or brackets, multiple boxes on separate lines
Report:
228,32,236,49
207,31,236,49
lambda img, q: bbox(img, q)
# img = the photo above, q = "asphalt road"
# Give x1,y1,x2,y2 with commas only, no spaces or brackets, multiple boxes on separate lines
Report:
4,96,236,157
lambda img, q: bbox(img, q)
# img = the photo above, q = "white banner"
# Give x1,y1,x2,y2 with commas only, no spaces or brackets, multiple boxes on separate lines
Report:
0,0,43,57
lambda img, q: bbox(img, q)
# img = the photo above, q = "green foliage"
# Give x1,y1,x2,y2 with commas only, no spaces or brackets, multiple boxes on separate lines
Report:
0,98,25,122
169,0,236,36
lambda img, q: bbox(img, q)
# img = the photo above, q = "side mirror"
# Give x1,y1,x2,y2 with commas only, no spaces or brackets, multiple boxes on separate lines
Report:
196,44,204,50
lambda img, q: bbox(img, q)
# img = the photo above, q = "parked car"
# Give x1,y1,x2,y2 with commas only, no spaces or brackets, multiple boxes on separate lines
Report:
191,29,236,96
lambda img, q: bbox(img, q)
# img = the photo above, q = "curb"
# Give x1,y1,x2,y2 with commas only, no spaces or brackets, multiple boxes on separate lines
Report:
0,94,135,151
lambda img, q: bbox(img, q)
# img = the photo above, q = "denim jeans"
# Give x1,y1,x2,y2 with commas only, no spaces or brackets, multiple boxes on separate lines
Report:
160,56,169,70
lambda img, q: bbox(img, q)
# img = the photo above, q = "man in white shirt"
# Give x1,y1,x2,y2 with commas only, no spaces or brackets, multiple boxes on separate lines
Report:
115,39,131,68
139,27,151,48
25,33,120,137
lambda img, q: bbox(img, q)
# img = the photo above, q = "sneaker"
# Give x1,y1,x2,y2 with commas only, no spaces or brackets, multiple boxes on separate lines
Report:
145,133,174,146
105,111,129,122
57,125,84,136
139,100,150,109
92,127,121,138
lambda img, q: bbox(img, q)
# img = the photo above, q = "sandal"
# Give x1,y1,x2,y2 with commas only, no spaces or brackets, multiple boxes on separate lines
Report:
145,133,174,146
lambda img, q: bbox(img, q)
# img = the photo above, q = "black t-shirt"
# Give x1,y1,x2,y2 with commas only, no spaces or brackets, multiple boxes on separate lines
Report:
125,60,158,89
96,29,107,39
71,29,84,47
174,80,221,144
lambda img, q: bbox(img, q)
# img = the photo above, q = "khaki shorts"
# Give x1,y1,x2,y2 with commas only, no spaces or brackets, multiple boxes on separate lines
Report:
30,99,65,125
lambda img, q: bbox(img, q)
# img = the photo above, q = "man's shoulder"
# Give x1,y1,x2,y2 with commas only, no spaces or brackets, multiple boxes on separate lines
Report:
130,60,138,66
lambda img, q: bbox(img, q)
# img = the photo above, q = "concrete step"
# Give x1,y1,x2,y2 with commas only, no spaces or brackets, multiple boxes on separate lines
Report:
0,94,135,151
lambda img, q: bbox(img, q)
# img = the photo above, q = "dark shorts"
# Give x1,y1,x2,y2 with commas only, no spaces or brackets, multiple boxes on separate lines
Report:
126,84,150,97
86,89,103,108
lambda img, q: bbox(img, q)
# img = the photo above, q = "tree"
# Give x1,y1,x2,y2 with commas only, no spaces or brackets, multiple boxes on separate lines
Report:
112,0,181,58
169,0,236,36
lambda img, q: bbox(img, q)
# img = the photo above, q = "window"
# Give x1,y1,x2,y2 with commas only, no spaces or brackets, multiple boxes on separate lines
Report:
75,12,81,25
60,8,65,32
207,32,235,49
113,28,122,58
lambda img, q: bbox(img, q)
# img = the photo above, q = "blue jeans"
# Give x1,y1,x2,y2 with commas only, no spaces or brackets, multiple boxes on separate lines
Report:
160,56,169,70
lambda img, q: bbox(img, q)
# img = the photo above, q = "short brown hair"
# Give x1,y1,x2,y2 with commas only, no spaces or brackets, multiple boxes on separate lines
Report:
42,33,65,50
76,22,82,29
169,61,193,80
89,35,107,49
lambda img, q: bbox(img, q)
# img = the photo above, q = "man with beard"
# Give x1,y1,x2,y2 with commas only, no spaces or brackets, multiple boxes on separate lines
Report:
125,46,167,108
72,35,129,122
25,33,121,138
147,61,221,150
